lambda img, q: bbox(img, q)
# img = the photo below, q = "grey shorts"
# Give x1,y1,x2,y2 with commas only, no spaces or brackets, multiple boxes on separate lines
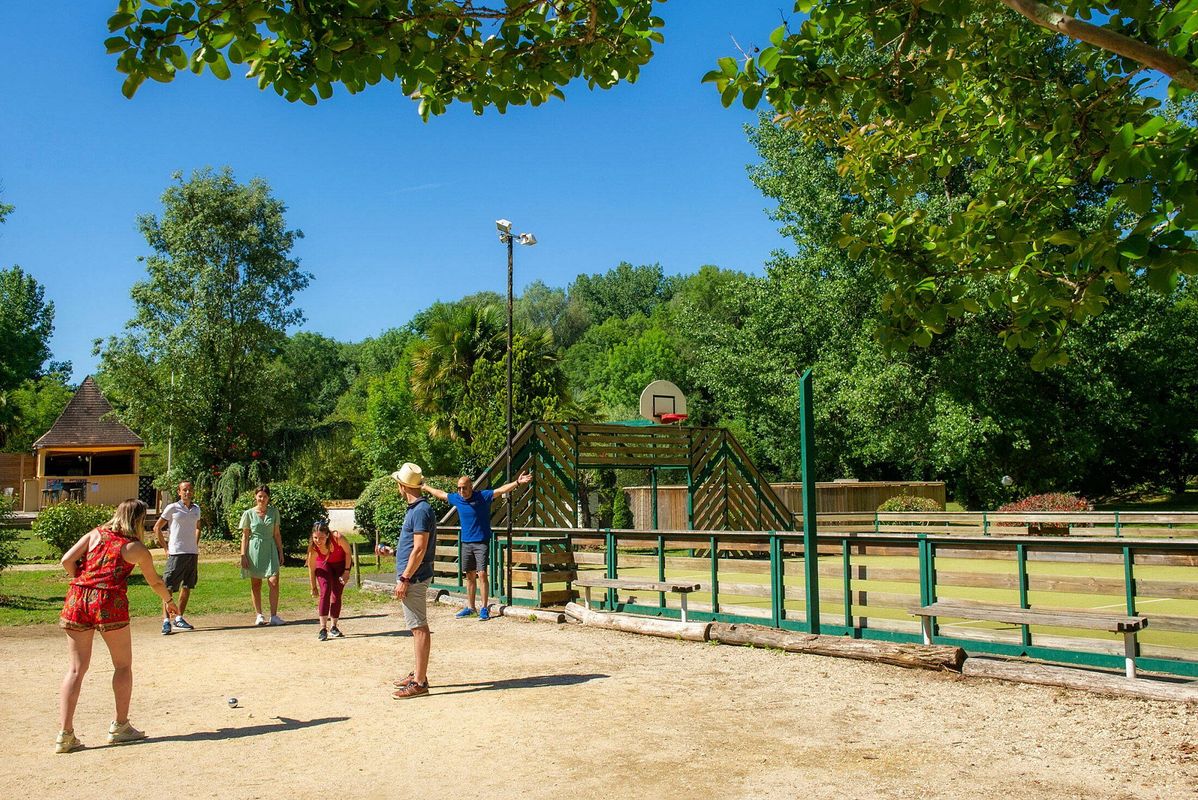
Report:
164,553,199,591
401,579,430,629
462,541,489,573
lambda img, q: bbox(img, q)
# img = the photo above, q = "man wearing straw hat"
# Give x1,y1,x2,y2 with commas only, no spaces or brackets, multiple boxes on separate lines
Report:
386,462,436,699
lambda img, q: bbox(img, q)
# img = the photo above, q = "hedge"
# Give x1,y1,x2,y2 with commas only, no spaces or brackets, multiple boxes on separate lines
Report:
223,482,326,555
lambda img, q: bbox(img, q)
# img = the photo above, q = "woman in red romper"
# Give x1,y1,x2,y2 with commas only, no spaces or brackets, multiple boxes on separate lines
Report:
56,498,177,753
307,519,353,641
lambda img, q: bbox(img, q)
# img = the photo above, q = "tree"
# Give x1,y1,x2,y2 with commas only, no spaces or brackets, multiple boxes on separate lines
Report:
0,266,56,394
409,303,506,443
682,117,1198,507
1,374,74,453
106,0,664,116
569,262,676,322
96,167,311,480
707,2,1198,366
516,280,589,349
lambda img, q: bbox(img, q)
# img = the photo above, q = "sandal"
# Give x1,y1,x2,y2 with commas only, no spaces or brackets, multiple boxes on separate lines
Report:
392,681,429,699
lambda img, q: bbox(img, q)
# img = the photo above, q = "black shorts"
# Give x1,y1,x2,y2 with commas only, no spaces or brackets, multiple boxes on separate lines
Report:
164,553,199,591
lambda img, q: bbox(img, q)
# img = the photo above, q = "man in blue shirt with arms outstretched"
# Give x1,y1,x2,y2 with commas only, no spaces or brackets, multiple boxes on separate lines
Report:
424,470,531,620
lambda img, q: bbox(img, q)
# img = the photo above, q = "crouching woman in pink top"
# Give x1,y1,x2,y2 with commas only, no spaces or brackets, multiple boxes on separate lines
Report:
56,498,177,753
308,519,353,641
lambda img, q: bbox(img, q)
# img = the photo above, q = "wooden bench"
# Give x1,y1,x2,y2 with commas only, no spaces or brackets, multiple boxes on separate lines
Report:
908,600,1149,678
573,577,701,622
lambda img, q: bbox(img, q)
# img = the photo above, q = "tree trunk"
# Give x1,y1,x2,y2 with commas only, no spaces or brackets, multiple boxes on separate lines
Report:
964,657,1198,703
709,622,966,671
564,602,711,642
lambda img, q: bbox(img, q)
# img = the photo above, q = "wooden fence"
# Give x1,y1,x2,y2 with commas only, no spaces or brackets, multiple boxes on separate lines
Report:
0,453,35,504
625,481,946,529
429,514,1198,677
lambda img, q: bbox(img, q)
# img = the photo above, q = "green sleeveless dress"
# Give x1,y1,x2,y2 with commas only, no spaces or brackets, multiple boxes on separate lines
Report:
239,505,281,579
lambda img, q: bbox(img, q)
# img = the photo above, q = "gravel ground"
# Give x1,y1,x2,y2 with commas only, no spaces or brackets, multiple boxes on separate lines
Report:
2,601,1196,800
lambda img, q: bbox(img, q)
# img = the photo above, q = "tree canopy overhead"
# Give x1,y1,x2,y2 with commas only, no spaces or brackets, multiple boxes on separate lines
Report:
706,1,1198,366
106,0,665,115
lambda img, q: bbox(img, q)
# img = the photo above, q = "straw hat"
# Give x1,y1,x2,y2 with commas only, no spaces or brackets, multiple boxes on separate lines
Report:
391,462,424,488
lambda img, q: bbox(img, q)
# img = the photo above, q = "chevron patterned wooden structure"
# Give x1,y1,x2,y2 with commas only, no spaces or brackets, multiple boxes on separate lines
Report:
444,421,794,533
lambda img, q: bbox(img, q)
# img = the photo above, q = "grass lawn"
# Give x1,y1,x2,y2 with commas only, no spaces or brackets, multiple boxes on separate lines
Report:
8,529,58,564
0,559,393,627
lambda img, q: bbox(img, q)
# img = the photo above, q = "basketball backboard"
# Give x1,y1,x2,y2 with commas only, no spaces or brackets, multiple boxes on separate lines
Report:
638,380,688,424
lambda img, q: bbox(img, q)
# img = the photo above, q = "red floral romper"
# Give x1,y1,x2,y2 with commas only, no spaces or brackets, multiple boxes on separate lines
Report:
59,528,136,632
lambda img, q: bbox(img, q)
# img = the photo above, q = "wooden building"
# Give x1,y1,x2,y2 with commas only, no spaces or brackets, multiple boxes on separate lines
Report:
21,377,145,511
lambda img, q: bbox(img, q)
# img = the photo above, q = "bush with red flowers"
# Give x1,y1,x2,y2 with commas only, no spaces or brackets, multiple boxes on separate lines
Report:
996,492,1092,534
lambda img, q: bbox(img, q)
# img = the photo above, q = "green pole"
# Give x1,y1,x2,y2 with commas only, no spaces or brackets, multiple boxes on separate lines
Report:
650,467,659,531
799,368,820,634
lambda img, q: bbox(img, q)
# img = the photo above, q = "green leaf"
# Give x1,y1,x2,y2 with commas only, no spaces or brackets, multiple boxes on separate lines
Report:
1046,231,1081,247
1117,234,1149,260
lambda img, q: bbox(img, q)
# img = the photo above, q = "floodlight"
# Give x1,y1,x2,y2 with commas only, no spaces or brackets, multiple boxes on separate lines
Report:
1001,475,1014,486
495,219,512,233
517,232,537,246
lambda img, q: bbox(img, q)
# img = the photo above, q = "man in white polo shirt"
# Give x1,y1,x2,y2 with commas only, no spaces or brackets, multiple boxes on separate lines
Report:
154,480,203,634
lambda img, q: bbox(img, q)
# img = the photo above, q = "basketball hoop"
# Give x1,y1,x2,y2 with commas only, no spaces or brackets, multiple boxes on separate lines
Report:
639,380,687,425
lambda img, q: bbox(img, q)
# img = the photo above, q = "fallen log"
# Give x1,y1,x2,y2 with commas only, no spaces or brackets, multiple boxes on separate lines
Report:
708,622,965,672
963,657,1198,703
564,602,711,642
497,605,567,624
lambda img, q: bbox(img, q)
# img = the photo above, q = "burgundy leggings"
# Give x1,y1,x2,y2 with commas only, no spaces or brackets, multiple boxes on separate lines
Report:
315,563,346,618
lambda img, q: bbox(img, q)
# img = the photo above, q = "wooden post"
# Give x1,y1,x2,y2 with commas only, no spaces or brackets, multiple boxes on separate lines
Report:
353,542,361,588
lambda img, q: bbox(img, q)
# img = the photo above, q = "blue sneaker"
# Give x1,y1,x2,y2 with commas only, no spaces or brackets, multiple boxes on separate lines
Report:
161,620,171,635
455,607,476,619
173,617,194,630
479,606,491,621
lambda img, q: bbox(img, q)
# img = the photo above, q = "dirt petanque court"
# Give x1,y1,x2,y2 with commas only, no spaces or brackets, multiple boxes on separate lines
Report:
2,600,1195,800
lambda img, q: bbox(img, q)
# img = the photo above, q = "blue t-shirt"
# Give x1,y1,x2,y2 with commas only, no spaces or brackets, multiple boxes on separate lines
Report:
449,489,496,543
396,499,437,583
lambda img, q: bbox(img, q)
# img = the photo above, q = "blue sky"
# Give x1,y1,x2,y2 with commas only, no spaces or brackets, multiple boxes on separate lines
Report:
0,3,796,381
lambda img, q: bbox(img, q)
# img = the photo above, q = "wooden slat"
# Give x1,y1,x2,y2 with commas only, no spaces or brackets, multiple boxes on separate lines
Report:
573,577,700,592
911,601,1147,632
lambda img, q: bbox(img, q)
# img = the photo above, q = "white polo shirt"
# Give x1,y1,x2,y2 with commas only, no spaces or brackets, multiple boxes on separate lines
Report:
161,501,202,555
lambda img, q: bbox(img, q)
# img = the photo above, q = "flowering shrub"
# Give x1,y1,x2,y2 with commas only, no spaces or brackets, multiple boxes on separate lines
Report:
996,493,1092,534
996,493,1092,513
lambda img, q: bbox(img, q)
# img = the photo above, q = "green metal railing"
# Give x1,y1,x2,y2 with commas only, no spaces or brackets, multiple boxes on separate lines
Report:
430,526,1198,678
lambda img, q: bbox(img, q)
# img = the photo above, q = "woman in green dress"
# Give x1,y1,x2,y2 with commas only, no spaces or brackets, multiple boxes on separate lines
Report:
239,485,285,626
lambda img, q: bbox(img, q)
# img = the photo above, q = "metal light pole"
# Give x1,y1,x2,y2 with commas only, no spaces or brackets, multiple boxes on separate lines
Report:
496,220,535,606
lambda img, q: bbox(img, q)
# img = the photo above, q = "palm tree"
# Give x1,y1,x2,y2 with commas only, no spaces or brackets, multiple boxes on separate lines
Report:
410,304,505,443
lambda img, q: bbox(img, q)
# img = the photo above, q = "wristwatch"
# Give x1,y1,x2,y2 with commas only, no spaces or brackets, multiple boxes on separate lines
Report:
398,574,412,584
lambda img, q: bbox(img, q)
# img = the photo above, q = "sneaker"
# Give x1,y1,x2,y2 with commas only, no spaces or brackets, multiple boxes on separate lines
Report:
173,616,194,630
269,615,284,626
254,614,267,626
107,720,147,745
392,681,429,699
329,626,343,639
317,628,328,642
161,620,172,635
392,671,416,689
479,606,491,621
455,607,476,619
55,730,84,754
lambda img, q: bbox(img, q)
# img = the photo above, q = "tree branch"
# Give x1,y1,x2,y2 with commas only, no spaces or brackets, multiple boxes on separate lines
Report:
996,0,1198,90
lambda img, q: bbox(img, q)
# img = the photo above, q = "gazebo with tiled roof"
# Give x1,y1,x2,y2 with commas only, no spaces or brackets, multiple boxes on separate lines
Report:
24,376,145,511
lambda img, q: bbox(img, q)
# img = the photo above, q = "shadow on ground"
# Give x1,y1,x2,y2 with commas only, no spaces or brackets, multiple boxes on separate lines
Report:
189,612,390,633
0,593,64,611
149,716,350,744
432,673,609,696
